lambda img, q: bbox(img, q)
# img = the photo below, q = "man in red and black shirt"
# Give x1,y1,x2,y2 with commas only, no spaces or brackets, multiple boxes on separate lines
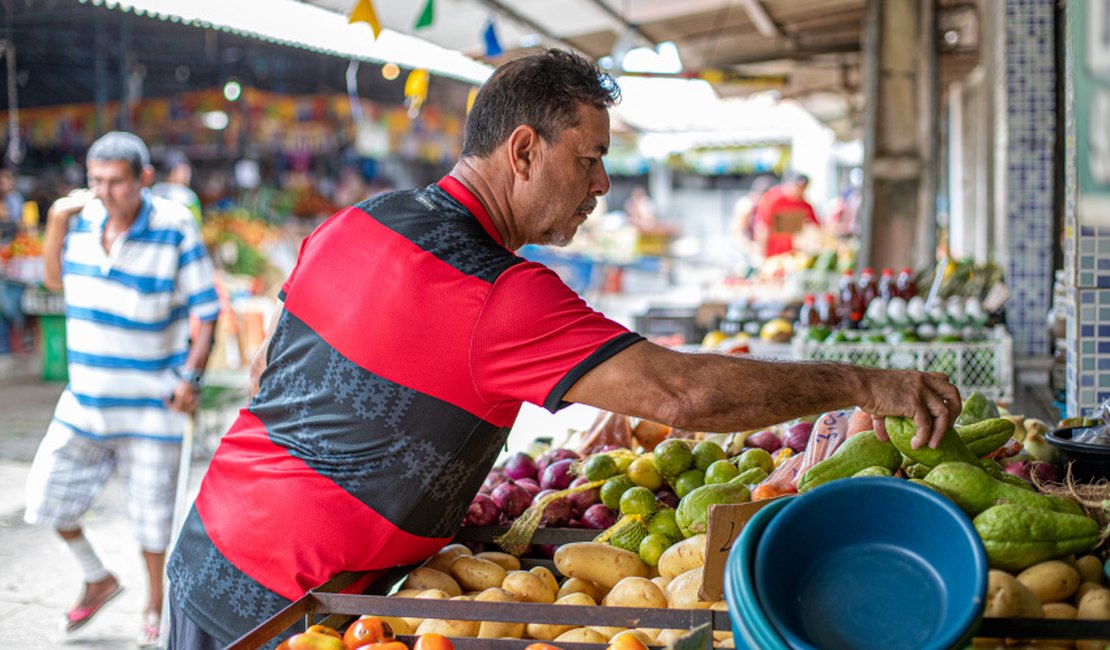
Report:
167,50,961,648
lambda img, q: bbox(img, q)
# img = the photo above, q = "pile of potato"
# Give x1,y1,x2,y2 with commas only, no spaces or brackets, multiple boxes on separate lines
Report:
386,536,734,647
975,555,1109,650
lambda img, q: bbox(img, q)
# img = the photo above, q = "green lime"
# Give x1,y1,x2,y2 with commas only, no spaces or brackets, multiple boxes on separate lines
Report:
620,486,658,517
653,439,694,478
704,459,740,484
627,456,664,491
692,441,727,471
584,454,619,482
732,447,774,475
600,474,635,511
647,507,682,542
673,469,705,499
638,533,672,567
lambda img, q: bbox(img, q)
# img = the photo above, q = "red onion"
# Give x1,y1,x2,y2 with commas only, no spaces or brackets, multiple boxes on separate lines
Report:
535,490,573,527
1005,460,1059,484
490,481,531,519
784,421,814,453
463,493,500,527
566,484,600,516
745,430,783,453
537,448,579,478
655,489,680,510
515,478,541,498
481,469,508,495
503,452,539,481
580,504,618,530
534,543,558,559
540,458,575,490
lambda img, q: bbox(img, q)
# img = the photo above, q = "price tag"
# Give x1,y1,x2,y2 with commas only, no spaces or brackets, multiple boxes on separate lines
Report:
699,497,788,601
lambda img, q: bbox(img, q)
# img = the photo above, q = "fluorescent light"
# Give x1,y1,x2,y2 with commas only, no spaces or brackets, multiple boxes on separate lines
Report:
621,41,683,75
201,110,229,130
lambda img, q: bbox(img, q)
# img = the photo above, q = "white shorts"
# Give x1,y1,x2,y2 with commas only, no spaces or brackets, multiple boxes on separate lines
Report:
24,420,182,552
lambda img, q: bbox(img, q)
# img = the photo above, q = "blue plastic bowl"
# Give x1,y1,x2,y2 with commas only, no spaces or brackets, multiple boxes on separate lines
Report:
754,478,987,650
724,497,794,650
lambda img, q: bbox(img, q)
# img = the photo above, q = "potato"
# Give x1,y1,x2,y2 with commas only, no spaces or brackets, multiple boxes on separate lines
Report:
658,534,707,580
553,542,649,589
1075,582,1105,605
603,576,667,609
610,629,654,646
557,577,602,602
401,588,450,630
1075,556,1105,586
389,588,423,598
530,565,560,602
651,575,671,592
984,570,1043,618
1041,602,1080,648
711,600,732,643
423,543,472,573
1018,561,1081,603
415,615,479,638
1077,587,1110,619
524,591,595,641
501,570,555,604
553,627,610,643
665,566,712,610
475,551,521,572
402,567,462,597
450,555,507,592
718,637,736,648
587,626,624,640
474,587,526,639
655,629,689,645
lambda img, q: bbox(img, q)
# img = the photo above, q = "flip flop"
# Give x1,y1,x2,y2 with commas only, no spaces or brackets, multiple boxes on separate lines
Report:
138,609,161,648
63,581,124,633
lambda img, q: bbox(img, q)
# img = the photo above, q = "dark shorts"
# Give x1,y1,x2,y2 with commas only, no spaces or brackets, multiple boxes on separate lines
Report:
167,591,224,650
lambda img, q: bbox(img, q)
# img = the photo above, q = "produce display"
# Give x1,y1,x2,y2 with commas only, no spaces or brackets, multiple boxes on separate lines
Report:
258,392,1107,649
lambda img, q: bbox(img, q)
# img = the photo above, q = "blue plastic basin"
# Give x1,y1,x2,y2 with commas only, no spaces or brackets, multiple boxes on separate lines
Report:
753,478,987,650
724,497,793,650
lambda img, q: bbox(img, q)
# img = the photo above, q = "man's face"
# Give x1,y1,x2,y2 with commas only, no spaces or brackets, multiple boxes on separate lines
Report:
522,104,611,247
789,179,808,199
88,159,145,219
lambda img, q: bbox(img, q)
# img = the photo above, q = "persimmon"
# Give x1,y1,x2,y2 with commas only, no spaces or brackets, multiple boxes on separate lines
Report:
607,634,649,650
412,632,454,650
344,616,396,648
275,631,348,650
523,644,565,650
305,624,341,638
362,642,409,650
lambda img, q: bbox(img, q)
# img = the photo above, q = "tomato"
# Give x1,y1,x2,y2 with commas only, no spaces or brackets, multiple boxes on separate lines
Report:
607,634,649,650
412,633,454,650
343,616,395,648
276,632,348,650
523,644,565,650
362,642,409,650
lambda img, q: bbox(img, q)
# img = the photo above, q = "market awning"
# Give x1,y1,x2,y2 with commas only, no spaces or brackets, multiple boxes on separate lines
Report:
80,0,493,85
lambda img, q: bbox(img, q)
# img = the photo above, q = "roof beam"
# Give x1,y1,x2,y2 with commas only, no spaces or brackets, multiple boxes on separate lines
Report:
713,39,859,66
580,0,656,47
738,0,784,38
469,0,583,54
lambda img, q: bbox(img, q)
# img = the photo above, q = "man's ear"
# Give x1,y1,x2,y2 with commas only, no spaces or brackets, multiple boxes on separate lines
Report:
140,165,156,188
506,125,540,180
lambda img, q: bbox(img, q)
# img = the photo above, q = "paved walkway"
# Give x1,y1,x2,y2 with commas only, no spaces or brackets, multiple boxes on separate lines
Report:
0,356,235,649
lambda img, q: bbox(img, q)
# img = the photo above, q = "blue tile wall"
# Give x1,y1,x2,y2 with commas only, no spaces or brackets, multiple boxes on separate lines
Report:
1005,0,1056,358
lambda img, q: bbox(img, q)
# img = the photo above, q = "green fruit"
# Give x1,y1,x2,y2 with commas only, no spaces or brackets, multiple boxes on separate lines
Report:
923,461,1083,518
731,448,774,475
796,430,902,493
620,486,658,517
676,482,751,538
852,466,894,477
692,441,727,471
704,459,740,484
600,475,635,511
584,454,619,482
607,516,649,554
673,469,705,499
955,391,1002,427
973,504,1100,571
627,456,664,491
647,507,682,542
954,418,1015,457
732,466,769,485
654,439,694,478
638,533,672,567
885,416,981,470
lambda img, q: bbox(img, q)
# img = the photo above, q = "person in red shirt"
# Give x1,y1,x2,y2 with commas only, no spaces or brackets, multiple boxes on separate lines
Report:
753,173,820,258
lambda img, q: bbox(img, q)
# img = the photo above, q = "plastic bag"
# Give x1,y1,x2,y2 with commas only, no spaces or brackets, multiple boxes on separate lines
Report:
575,410,635,456
752,453,805,500
793,410,851,485
1073,399,1110,447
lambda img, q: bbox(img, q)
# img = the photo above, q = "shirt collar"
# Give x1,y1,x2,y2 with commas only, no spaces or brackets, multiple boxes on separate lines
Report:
89,191,153,236
436,175,505,248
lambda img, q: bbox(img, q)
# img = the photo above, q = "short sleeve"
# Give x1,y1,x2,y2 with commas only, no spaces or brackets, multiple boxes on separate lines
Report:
471,261,644,412
177,217,219,322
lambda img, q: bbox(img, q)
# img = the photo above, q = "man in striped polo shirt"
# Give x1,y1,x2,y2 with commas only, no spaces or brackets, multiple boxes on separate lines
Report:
25,131,219,645
167,50,960,648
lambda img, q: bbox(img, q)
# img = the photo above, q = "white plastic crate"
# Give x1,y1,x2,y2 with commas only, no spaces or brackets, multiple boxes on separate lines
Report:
792,326,1013,402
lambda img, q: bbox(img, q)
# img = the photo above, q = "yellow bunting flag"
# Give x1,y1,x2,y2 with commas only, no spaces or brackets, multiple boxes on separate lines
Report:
466,87,479,114
348,0,382,39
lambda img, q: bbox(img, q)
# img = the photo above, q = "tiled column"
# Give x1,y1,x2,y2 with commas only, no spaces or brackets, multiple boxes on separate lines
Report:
1002,0,1057,358
1062,1,1110,416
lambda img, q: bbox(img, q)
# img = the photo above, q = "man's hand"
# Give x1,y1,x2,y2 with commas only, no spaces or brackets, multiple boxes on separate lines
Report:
48,189,94,223
167,380,200,415
861,370,961,450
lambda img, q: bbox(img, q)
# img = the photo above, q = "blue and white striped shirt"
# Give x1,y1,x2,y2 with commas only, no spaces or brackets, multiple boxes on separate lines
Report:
53,192,219,441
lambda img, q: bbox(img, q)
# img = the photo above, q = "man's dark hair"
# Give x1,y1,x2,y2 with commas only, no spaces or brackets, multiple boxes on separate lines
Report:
461,49,620,158
87,131,150,177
